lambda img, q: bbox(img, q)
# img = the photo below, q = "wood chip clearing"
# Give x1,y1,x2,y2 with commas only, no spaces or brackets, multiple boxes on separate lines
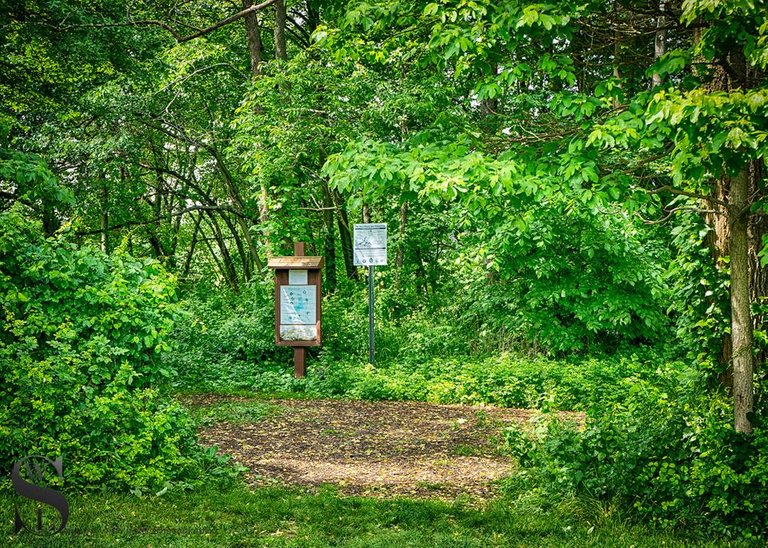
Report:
193,397,542,499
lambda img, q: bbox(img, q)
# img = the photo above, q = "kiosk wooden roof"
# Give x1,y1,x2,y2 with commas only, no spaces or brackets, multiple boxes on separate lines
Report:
267,256,324,270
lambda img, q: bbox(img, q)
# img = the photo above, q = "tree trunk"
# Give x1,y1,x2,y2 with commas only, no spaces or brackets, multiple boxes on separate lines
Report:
748,160,768,368
611,4,622,109
274,0,287,60
222,211,251,282
243,0,264,77
306,0,320,31
204,211,240,292
652,2,667,87
211,146,263,273
182,212,204,279
321,181,337,293
730,167,754,433
334,190,358,280
238,1,272,255
396,201,407,269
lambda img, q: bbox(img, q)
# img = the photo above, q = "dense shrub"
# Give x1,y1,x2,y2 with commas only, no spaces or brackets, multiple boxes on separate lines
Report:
449,203,670,355
506,365,768,538
166,282,292,390
205,351,662,412
0,209,220,493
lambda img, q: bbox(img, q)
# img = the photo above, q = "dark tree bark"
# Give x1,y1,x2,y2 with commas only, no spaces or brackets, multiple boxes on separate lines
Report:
730,168,754,433
652,2,667,86
183,212,204,279
243,0,264,77
211,146,263,273
274,0,287,60
204,211,240,292
321,181,337,293
334,190,358,281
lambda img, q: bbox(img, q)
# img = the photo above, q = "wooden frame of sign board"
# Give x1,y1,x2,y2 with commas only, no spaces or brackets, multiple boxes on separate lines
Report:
267,256,323,347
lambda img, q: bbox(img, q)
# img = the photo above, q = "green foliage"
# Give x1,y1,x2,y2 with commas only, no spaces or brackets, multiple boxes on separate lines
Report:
186,340,665,414
0,208,220,493
188,400,281,427
507,365,768,538
166,282,291,391
666,213,732,368
451,203,669,354
0,483,709,547
319,354,669,412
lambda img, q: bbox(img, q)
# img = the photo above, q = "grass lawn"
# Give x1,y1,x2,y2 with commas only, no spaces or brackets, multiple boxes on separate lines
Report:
0,483,736,547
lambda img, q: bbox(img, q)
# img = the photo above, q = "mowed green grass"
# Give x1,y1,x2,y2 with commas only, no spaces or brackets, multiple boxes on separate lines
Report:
0,484,733,547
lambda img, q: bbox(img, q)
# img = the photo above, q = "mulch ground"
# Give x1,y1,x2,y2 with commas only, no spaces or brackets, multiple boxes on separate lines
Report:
190,395,548,499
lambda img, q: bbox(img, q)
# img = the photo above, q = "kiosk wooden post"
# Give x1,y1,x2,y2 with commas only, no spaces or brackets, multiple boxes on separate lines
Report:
292,243,307,377
267,243,323,379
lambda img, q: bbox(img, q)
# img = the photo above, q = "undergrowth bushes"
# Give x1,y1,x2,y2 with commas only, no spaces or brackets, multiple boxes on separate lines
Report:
166,282,292,389
168,276,666,403
175,346,665,412
309,355,666,410
0,209,234,494
505,366,768,539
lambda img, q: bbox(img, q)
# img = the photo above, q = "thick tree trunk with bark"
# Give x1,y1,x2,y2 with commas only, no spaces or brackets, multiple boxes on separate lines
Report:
730,168,754,433
704,178,733,375
321,181,337,293
696,35,765,429
274,0,287,60
334,190,358,281
243,0,264,77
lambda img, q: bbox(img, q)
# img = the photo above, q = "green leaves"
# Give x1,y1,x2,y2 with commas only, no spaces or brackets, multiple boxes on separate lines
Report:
0,209,210,492
646,49,692,81
516,5,571,31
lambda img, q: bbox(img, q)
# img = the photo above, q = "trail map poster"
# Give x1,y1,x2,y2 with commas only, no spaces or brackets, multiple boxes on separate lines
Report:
279,285,317,340
353,223,387,266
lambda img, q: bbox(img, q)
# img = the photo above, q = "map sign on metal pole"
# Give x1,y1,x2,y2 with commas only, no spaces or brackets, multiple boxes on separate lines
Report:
353,223,387,266
354,224,387,365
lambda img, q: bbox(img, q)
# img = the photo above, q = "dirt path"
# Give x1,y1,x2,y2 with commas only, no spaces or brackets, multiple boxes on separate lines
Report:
191,396,542,499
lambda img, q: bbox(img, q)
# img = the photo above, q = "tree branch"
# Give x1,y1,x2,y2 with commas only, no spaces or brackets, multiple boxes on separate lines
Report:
75,205,239,236
56,0,279,44
644,184,730,209
177,0,279,43
637,206,720,225
58,20,185,40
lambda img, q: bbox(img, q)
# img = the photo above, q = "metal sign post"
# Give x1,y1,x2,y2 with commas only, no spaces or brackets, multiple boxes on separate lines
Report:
354,223,387,365
368,265,375,364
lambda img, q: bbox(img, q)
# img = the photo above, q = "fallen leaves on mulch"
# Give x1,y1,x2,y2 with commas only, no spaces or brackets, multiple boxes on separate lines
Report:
192,397,549,500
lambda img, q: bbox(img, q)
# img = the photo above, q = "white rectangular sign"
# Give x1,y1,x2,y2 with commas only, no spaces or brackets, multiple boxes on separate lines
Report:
354,223,387,266
288,269,308,285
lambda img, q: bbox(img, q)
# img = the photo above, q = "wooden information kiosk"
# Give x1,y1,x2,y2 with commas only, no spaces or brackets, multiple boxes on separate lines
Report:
267,243,323,378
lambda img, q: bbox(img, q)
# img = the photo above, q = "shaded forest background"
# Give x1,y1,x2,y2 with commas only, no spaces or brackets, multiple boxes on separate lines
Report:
2,0,768,538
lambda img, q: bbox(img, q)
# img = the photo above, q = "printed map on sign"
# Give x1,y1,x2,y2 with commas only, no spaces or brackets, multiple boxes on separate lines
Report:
280,285,317,325
279,285,318,341
353,223,387,266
